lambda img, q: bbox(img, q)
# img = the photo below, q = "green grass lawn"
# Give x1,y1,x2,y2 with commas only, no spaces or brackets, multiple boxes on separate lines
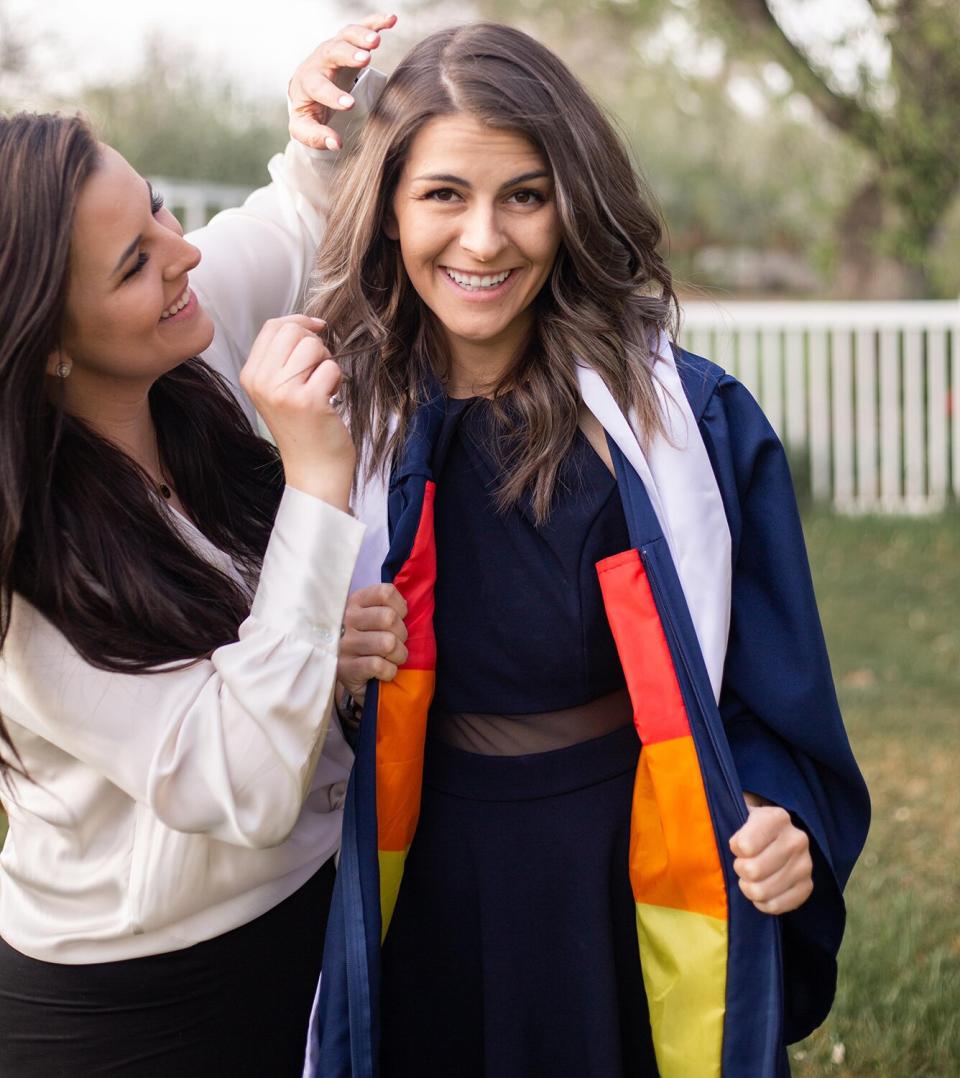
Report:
0,513,957,1073
793,512,960,1076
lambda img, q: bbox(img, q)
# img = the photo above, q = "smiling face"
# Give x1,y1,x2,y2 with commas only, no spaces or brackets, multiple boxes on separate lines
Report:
386,113,562,392
57,145,214,392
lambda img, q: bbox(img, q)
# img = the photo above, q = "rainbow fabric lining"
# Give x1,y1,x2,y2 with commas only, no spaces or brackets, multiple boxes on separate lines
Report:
376,481,437,940
372,485,729,1075
598,548,728,1078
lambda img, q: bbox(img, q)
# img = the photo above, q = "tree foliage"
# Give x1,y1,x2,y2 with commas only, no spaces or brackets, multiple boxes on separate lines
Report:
706,0,960,293
0,4,30,95
78,37,287,187
0,6,286,189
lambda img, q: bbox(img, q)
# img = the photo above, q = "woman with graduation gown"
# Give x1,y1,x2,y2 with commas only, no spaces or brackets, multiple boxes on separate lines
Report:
306,23,870,1078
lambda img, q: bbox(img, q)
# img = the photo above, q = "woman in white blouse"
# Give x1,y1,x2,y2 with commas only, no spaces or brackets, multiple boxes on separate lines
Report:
0,15,403,1076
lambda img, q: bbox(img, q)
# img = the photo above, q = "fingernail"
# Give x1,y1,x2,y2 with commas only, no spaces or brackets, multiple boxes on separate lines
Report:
338,94,353,107
309,316,327,324
365,32,377,43
354,50,369,62
325,136,340,151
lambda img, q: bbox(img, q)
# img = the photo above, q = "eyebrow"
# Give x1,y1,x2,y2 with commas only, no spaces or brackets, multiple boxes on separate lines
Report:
110,180,154,277
411,170,551,190
111,235,142,277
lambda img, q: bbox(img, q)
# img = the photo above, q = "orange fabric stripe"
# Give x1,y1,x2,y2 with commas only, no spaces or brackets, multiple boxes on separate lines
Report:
376,667,435,852
392,481,437,671
630,737,728,920
596,549,690,745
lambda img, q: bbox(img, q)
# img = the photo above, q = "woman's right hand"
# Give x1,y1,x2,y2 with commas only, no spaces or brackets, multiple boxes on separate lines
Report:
240,315,355,511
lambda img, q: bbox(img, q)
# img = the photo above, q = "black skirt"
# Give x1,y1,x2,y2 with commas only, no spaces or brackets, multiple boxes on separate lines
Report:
0,858,334,1077
380,726,659,1078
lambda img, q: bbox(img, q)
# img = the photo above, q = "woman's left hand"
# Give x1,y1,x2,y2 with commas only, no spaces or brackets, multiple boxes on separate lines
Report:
287,13,397,150
729,792,814,915
337,584,409,705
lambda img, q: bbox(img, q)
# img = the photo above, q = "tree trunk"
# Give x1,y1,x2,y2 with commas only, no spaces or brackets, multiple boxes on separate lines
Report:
834,179,929,299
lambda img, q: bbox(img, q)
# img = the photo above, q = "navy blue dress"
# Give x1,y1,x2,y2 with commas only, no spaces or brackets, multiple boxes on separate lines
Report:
379,398,659,1078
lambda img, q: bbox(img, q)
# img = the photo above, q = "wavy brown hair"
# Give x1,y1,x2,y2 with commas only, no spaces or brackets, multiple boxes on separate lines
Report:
308,22,678,521
0,113,283,775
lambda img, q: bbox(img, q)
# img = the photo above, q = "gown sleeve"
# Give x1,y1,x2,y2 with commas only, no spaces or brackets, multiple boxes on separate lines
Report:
698,373,871,1042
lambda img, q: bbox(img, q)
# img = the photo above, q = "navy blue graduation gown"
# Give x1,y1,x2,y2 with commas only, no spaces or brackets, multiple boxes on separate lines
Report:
308,347,870,1076
681,348,871,1041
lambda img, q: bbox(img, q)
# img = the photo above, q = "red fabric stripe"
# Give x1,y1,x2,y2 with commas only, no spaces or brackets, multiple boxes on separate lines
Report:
596,549,690,744
392,481,437,671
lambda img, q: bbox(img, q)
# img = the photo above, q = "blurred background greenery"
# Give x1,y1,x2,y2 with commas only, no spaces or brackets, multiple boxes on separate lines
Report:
3,0,960,299
2,2,958,1073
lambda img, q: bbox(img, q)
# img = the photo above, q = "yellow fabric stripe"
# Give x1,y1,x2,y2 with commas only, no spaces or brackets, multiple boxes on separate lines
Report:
378,848,408,941
635,902,727,1078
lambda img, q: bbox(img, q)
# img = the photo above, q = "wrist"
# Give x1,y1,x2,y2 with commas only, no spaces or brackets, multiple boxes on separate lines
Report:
284,471,353,513
336,687,363,730
743,790,774,809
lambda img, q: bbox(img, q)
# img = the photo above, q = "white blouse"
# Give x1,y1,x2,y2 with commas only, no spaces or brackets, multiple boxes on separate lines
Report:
0,70,385,965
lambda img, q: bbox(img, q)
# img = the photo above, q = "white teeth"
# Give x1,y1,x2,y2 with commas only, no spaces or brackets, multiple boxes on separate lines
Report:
160,288,191,320
444,268,511,291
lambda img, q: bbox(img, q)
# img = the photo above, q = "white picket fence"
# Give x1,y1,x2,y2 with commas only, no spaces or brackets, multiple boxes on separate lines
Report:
680,301,960,514
150,178,255,233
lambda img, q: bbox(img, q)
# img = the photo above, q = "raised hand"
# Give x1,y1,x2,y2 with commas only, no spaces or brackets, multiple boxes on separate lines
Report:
288,13,398,150
338,584,409,704
239,316,355,510
729,792,814,915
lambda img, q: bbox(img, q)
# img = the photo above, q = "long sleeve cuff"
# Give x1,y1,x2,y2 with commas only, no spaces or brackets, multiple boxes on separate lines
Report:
250,486,366,647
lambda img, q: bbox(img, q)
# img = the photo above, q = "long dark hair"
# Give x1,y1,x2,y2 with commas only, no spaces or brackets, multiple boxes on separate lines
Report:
308,22,678,522
0,112,283,773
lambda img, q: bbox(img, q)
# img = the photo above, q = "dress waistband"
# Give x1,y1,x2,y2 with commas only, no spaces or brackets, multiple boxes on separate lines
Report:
430,687,633,757
423,721,640,802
